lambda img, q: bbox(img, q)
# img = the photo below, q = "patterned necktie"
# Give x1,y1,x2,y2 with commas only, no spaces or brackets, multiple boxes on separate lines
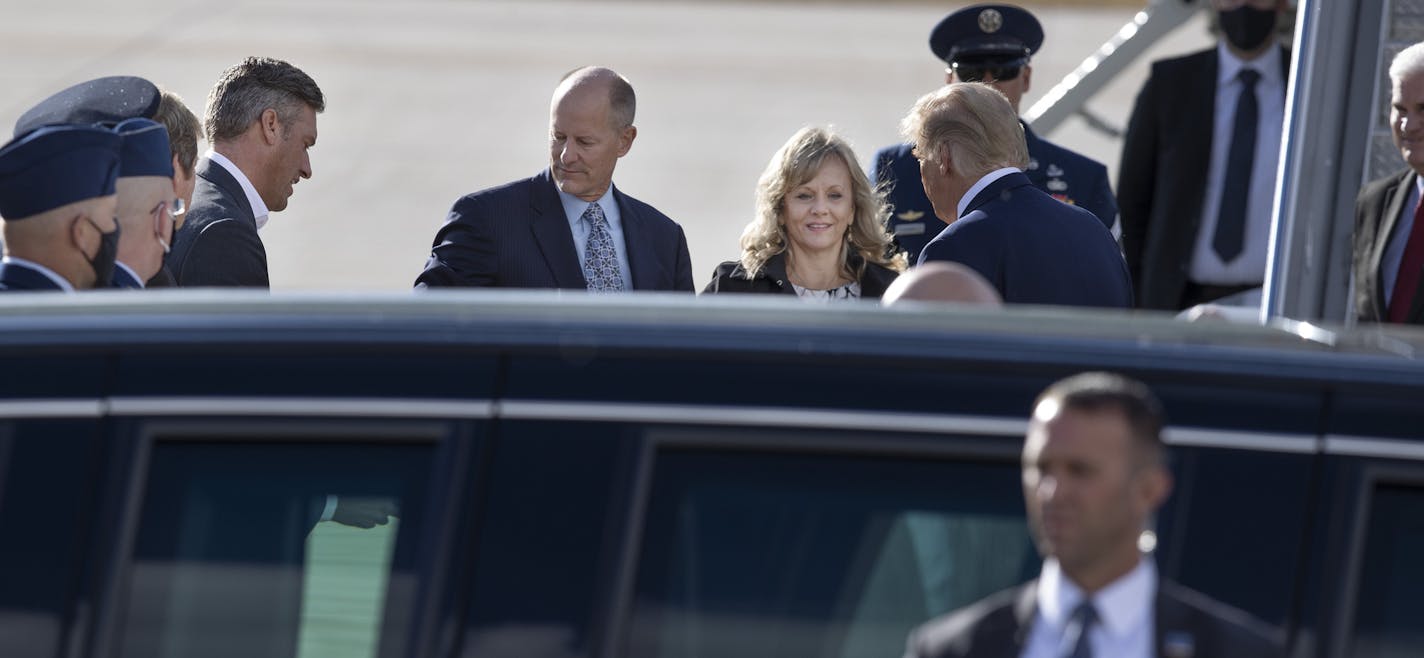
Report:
1060,600,1098,658
1213,68,1261,263
581,202,623,292
1388,197,1424,323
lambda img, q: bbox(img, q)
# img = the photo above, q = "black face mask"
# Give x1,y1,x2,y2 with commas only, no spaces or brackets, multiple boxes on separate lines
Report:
84,216,120,288
1219,6,1278,53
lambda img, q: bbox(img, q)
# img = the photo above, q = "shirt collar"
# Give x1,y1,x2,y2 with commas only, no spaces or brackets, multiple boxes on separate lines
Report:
205,149,271,230
957,167,1021,218
114,261,144,289
1217,40,1283,88
558,185,617,229
1037,557,1157,638
1,257,75,292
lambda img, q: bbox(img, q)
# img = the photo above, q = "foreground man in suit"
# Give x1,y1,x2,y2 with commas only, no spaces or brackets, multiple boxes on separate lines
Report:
1355,42,1424,325
904,83,1130,308
904,372,1281,658
166,57,324,287
872,3,1117,262
416,66,693,291
1119,0,1289,310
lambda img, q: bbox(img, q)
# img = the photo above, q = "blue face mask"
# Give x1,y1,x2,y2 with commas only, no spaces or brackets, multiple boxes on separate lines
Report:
1219,6,1277,52
84,216,120,288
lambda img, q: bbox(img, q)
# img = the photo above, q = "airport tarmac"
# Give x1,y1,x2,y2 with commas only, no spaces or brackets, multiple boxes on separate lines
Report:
0,0,1214,290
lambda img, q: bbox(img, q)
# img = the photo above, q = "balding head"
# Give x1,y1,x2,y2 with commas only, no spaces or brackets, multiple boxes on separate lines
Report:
881,262,1002,306
549,66,638,202
554,66,636,130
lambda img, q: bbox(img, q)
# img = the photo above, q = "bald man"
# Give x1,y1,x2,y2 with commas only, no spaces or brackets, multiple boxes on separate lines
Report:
882,262,1002,306
416,66,693,291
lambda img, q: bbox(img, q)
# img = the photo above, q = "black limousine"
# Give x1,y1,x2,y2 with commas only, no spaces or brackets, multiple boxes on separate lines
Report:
0,292,1419,658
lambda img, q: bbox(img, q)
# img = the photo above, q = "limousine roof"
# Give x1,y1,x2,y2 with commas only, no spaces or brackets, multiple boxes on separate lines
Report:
0,291,1419,386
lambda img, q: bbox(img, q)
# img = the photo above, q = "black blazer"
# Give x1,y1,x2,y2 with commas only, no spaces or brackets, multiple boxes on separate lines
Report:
415,169,694,292
1118,47,1290,310
164,157,269,288
701,252,899,299
904,579,1282,658
919,171,1131,309
1354,168,1424,323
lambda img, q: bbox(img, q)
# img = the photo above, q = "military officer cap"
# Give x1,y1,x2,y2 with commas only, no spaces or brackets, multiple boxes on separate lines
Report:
114,118,174,178
930,4,1044,64
0,125,121,220
13,76,160,137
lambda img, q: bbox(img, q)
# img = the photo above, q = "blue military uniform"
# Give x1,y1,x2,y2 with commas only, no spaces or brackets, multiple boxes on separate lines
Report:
873,3,1117,261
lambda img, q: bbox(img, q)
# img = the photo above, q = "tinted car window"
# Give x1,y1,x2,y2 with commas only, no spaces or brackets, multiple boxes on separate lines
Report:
1349,483,1424,658
116,441,434,658
625,446,1033,658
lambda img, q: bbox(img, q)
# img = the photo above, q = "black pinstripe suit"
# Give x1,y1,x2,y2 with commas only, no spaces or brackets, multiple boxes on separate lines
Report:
415,168,693,291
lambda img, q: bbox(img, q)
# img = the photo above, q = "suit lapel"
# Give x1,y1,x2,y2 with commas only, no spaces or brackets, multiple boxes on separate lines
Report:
614,185,661,291
1010,581,1037,652
1182,51,1219,224
1155,585,1200,658
196,157,255,225
1373,172,1415,315
529,170,587,288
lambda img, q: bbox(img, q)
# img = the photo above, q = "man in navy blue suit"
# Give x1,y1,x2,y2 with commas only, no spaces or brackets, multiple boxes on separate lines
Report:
904,83,1131,308
416,66,694,292
872,4,1117,263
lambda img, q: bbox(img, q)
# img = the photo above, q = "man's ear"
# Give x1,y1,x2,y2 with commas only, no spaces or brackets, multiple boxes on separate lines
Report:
937,144,953,177
69,213,93,256
944,68,955,85
260,108,282,146
617,125,637,157
1022,64,1033,95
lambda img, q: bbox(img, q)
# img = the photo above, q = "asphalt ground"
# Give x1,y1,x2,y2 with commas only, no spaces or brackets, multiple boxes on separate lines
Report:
0,0,1212,290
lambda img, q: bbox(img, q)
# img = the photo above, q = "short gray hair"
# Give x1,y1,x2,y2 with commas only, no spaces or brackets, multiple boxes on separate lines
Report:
899,82,1028,179
204,56,325,143
1391,43,1424,88
558,66,636,129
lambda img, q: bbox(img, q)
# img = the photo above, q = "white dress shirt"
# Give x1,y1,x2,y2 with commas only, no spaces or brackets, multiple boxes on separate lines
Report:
1021,558,1157,658
205,149,270,230
1381,177,1424,308
1189,43,1286,285
558,186,633,290
0,257,74,291
958,167,1022,219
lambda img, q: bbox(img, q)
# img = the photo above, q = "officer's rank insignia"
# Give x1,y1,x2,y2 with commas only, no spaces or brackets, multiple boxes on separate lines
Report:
896,210,925,221
978,8,1003,33
1047,179,1068,192
1051,194,1077,205
1046,164,1064,177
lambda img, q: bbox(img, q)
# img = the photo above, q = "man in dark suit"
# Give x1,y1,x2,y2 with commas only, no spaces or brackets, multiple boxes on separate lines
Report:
904,82,1130,308
872,4,1117,263
905,372,1282,658
165,57,324,287
1355,43,1424,325
1119,0,1289,311
415,66,693,291
0,125,123,292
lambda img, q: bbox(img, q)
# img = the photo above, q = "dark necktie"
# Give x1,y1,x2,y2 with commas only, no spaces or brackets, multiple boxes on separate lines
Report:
581,202,623,291
1388,197,1424,323
1213,68,1261,263
1060,600,1098,658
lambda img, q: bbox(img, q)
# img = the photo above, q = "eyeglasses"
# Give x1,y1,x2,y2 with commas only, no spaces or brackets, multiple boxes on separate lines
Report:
153,198,187,229
951,58,1027,83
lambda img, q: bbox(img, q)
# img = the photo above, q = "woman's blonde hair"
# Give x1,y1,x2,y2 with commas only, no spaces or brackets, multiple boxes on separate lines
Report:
738,126,906,278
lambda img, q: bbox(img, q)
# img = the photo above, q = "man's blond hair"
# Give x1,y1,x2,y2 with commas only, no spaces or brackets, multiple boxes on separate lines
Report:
900,82,1029,179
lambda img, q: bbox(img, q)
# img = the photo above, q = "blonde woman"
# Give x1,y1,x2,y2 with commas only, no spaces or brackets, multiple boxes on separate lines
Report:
704,126,905,301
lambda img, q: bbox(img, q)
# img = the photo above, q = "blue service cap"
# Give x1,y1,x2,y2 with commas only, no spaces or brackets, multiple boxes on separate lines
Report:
13,76,160,137
115,118,173,178
0,125,121,220
930,4,1043,64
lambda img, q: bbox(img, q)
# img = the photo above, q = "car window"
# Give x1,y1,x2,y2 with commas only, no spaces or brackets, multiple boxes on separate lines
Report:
624,446,1034,658
115,441,434,658
1349,483,1424,658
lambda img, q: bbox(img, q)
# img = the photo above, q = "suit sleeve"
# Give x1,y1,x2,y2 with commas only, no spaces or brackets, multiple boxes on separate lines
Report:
178,219,269,288
671,224,694,292
1118,67,1162,292
414,197,498,288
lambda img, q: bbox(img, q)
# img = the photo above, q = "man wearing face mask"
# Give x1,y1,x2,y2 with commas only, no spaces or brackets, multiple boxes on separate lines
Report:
1119,0,1289,311
0,125,123,291
111,118,180,289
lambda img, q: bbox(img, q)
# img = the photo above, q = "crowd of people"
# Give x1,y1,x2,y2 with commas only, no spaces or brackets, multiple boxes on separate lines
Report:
0,0,1418,324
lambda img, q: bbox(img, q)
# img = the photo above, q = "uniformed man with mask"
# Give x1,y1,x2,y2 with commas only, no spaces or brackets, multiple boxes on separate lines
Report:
0,125,123,291
110,118,180,289
871,3,1117,263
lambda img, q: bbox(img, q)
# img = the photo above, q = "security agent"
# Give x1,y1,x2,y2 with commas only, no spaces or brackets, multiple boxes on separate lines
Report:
871,4,1117,262
0,125,123,291
904,372,1282,658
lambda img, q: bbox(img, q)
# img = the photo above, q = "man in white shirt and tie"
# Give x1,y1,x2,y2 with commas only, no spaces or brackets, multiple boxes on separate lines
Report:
904,372,1282,658
1119,0,1290,310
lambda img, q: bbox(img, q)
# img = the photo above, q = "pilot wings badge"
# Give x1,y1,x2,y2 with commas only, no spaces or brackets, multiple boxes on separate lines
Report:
896,210,925,221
